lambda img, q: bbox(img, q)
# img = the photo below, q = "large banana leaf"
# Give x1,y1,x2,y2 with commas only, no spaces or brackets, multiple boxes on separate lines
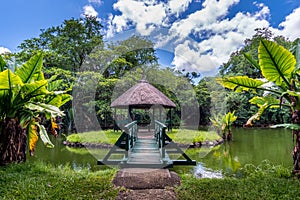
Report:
28,120,39,156
259,39,296,87
15,53,43,83
244,53,260,70
225,111,237,126
25,102,65,119
36,124,54,148
270,123,300,130
47,93,72,107
249,96,280,108
246,96,280,126
20,80,49,99
0,69,24,90
216,76,265,92
293,39,300,69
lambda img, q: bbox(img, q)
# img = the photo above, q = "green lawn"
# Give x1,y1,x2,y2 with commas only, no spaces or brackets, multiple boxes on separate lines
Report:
67,130,120,144
177,175,300,199
0,162,119,200
66,129,221,145
167,129,221,144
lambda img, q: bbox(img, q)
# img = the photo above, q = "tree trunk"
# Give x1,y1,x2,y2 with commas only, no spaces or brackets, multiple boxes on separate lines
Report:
292,110,300,174
293,130,300,173
227,130,232,141
0,118,27,166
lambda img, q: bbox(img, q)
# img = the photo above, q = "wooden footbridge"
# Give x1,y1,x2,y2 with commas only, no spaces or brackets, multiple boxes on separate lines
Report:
98,120,196,168
98,77,196,168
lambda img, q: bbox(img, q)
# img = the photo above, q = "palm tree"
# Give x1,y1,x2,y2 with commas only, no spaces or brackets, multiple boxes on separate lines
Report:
0,53,71,165
217,39,300,173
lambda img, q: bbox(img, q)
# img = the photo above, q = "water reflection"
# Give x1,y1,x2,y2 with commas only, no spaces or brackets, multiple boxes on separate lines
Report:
194,163,222,178
29,128,294,177
190,128,293,177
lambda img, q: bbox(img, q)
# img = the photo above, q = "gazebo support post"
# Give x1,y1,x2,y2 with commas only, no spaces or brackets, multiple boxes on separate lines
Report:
170,109,172,132
159,107,162,122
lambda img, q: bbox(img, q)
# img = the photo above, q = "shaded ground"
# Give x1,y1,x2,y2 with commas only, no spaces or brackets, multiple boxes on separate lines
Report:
113,168,180,200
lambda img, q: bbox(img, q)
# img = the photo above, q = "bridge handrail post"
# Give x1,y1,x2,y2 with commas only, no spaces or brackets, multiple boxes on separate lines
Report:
124,121,138,151
155,120,167,160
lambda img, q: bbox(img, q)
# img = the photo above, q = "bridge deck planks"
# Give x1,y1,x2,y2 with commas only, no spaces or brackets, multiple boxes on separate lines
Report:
127,139,162,164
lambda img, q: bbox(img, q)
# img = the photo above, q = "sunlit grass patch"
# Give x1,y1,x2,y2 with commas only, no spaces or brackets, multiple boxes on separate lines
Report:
67,130,121,144
167,129,221,144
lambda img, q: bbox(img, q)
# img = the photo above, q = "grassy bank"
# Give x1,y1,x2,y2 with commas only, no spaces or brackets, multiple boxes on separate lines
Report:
167,129,221,144
67,130,119,144
0,162,119,200
66,129,221,145
177,175,300,199
1,161,300,199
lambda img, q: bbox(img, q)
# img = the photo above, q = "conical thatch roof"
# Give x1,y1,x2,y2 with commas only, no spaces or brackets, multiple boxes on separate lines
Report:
111,79,176,109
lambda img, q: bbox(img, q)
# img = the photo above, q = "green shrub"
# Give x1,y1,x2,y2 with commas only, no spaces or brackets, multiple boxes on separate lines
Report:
241,160,292,178
67,134,82,143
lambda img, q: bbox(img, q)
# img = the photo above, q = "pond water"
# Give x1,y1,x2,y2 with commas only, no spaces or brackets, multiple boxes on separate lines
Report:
28,128,294,177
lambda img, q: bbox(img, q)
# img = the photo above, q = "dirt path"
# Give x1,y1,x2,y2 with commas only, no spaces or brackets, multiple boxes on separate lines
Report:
112,168,181,200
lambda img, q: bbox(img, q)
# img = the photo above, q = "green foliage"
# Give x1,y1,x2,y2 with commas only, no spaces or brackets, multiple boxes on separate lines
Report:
241,160,292,178
16,16,103,72
222,111,238,129
218,29,294,126
66,133,82,143
216,76,265,93
218,39,297,126
89,35,158,78
194,79,211,125
259,39,296,87
0,53,71,154
193,134,205,144
270,123,300,130
210,111,237,140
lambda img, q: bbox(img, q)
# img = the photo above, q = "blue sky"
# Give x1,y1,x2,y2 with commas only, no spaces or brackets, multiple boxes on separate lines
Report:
1,0,300,76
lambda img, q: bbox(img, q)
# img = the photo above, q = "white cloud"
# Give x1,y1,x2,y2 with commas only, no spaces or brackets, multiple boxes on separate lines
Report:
277,7,300,40
105,0,282,75
110,0,167,36
172,40,217,73
166,0,270,73
88,0,102,5
0,47,11,54
82,5,98,17
168,0,240,41
168,0,193,17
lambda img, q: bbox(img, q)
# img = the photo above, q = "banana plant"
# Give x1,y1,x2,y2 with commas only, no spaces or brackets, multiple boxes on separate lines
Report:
221,111,237,141
210,111,237,141
217,39,300,173
0,53,71,165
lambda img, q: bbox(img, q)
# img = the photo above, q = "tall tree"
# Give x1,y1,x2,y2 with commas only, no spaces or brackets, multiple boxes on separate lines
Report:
87,35,158,78
194,78,211,126
16,16,103,72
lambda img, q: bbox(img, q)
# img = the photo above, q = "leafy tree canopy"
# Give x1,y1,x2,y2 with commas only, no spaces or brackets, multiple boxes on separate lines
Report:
16,15,103,72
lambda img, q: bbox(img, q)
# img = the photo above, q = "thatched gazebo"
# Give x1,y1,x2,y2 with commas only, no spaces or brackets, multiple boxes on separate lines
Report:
111,78,176,130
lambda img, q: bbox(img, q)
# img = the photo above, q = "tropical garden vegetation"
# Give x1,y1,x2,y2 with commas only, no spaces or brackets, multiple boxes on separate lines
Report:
0,53,71,165
217,38,300,173
1,14,300,199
